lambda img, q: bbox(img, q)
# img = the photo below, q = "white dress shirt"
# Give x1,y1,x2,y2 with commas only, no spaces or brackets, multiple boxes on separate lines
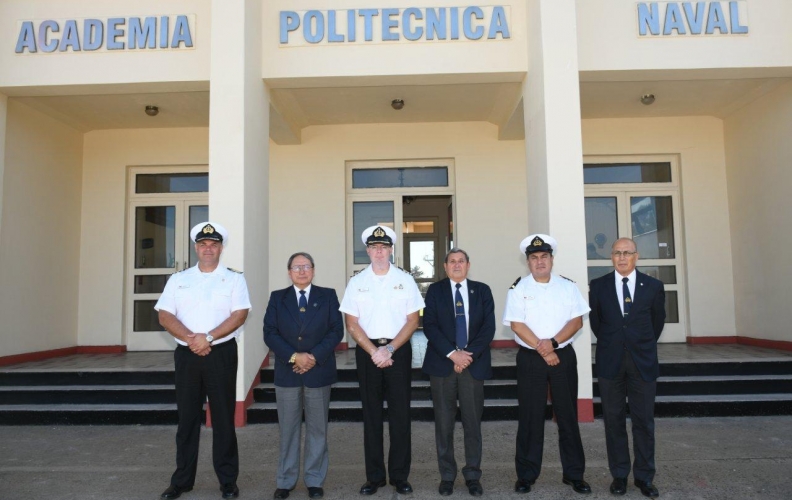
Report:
615,270,637,316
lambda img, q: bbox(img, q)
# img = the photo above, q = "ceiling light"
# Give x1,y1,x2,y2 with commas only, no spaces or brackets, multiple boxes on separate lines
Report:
640,94,655,105
391,99,405,110
145,105,159,116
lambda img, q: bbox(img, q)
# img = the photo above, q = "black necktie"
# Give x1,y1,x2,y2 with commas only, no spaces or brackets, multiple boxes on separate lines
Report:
455,283,467,349
298,290,307,320
622,277,632,316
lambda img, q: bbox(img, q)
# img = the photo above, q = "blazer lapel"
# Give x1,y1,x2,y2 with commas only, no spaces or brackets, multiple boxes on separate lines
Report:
467,281,478,336
282,289,302,326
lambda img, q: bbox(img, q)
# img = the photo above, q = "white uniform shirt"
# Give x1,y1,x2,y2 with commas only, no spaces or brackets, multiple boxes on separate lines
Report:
155,265,252,346
502,273,590,349
614,269,637,316
339,264,425,339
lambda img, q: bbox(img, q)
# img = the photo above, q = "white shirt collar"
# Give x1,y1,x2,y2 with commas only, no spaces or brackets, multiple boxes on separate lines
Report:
615,269,637,284
293,284,312,300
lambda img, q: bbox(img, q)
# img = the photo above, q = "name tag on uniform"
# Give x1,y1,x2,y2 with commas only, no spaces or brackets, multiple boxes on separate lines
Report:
358,288,369,292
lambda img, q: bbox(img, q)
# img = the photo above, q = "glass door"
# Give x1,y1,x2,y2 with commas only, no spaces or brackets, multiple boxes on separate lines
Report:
584,191,686,342
126,201,208,350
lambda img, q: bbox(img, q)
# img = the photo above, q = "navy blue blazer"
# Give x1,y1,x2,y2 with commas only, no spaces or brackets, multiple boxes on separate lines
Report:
263,285,343,388
589,270,666,382
422,278,496,381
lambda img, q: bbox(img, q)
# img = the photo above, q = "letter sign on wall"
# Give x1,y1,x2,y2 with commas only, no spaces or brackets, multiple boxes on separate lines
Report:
279,6,511,46
637,1,748,37
15,15,196,54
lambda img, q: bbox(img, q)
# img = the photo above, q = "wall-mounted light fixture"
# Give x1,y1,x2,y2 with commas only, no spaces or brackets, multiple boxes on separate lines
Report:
640,94,656,105
145,105,160,116
391,99,405,110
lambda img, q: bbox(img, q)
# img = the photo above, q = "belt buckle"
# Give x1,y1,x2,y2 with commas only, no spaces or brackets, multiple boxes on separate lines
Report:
377,338,388,345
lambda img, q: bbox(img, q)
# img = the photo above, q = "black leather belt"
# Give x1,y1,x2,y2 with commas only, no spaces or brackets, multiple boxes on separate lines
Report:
371,338,393,345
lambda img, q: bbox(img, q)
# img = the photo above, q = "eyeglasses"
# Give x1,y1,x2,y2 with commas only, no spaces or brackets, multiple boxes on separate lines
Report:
290,265,314,272
611,251,637,258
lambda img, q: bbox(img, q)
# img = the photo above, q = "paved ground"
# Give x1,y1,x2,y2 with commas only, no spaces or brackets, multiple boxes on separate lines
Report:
1,416,790,500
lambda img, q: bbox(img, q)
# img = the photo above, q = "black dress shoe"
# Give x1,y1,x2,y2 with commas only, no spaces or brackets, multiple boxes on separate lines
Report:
161,485,193,499
390,479,413,494
466,479,483,497
273,488,292,499
220,483,239,499
307,487,324,498
634,479,659,498
514,479,534,494
610,477,627,495
360,479,387,495
562,476,592,494
439,481,454,496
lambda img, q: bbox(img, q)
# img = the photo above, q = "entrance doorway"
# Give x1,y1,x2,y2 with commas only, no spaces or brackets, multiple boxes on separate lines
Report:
345,159,455,345
583,156,687,342
124,167,208,351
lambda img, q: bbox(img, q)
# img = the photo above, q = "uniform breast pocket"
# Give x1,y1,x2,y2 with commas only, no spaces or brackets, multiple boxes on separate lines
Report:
175,288,197,310
390,290,409,311
212,289,232,311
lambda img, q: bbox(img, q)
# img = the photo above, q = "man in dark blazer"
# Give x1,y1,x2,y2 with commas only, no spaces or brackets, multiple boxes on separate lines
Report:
422,248,495,497
589,238,665,498
264,252,344,500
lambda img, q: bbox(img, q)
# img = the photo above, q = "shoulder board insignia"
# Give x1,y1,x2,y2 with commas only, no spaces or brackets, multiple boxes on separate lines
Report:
228,267,243,274
509,276,521,289
560,275,575,283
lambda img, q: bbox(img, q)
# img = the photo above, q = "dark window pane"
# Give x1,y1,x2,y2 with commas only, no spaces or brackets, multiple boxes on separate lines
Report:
134,300,165,331
637,266,677,285
587,266,613,283
631,196,675,259
134,275,171,294
188,205,209,267
665,291,679,323
352,167,448,188
135,206,176,269
585,197,618,260
583,162,671,184
136,173,208,193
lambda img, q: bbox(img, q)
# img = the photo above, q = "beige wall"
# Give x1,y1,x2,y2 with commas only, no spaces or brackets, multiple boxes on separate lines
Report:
0,99,83,356
724,81,792,342
78,128,208,346
0,0,210,90
582,116,737,338
270,121,527,341
576,0,792,75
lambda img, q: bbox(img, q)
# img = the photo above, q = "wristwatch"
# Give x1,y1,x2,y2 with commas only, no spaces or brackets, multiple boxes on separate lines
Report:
385,344,395,354
205,334,214,344
550,338,559,349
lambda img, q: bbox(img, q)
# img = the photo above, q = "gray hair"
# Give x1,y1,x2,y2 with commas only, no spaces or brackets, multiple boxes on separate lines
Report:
444,248,470,263
287,252,315,269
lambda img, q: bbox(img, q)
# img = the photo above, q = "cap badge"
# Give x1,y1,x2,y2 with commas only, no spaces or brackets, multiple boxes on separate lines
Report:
374,227,385,238
532,236,543,247
202,224,215,234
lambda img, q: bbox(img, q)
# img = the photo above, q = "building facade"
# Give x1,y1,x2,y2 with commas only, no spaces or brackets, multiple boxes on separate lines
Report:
1,0,791,421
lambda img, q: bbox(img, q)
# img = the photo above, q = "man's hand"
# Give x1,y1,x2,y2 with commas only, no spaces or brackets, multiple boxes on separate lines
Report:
535,339,554,357
449,350,473,371
293,353,316,374
371,346,393,369
542,352,560,366
187,333,212,356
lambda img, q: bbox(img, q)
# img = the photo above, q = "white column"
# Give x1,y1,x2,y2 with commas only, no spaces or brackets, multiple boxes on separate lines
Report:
0,93,7,237
523,0,593,419
209,0,270,424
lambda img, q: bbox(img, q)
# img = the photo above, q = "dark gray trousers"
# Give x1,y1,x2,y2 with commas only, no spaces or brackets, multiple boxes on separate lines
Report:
430,369,484,482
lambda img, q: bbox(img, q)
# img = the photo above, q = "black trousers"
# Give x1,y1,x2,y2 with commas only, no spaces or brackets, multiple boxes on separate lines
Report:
171,340,239,488
598,350,657,482
515,346,585,482
355,343,412,482
430,369,484,482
